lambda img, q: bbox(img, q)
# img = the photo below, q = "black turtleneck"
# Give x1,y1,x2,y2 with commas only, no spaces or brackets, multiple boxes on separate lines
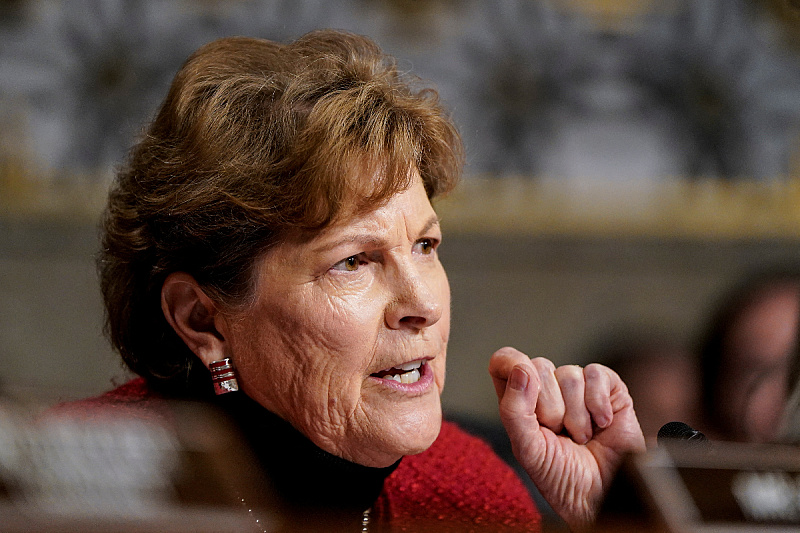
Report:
214,393,400,528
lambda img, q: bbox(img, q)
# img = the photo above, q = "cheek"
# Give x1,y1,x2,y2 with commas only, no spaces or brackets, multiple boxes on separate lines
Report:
320,292,385,351
432,272,451,390
744,377,787,441
228,292,385,412
437,271,451,347
440,279,451,337
226,311,301,412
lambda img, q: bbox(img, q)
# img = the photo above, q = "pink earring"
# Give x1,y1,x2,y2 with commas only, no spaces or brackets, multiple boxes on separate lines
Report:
209,358,239,395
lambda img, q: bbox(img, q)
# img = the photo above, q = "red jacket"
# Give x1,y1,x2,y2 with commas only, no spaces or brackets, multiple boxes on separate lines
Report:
377,418,541,531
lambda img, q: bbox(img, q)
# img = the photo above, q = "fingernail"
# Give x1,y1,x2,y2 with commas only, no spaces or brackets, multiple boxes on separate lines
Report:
596,414,611,428
509,366,529,391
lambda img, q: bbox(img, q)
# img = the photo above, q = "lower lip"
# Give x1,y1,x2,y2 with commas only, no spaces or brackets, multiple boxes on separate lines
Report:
369,361,434,394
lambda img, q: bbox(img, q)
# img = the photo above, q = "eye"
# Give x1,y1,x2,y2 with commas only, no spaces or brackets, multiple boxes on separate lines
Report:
416,238,437,255
332,255,362,272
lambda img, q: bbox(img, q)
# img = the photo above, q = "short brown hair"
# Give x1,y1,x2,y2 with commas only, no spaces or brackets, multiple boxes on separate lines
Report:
99,30,462,395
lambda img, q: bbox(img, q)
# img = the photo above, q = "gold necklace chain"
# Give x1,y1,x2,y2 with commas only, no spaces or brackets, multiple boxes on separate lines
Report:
239,496,269,533
361,507,371,532
239,496,371,532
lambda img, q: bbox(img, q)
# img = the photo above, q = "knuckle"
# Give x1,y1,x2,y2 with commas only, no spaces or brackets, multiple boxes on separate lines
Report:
532,357,555,372
493,346,519,358
555,365,584,388
583,362,609,380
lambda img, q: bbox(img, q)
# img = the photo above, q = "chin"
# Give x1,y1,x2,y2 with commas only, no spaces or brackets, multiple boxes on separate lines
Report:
389,402,443,457
348,404,443,467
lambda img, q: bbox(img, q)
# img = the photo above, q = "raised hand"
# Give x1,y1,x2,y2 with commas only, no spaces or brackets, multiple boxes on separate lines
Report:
489,347,646,530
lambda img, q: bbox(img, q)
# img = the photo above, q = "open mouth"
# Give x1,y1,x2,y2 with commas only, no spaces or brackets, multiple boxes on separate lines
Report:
371,360,424,384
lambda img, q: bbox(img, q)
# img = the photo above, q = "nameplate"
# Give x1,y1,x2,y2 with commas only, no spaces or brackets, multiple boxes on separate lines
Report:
599,441,800,532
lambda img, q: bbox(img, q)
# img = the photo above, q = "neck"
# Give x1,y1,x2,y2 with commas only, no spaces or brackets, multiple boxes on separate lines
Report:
215,393,400,514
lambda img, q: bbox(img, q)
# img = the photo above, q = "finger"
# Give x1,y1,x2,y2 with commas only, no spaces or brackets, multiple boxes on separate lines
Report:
489,347,535,401
530,357,565,434
555,364,592,444
496,364,543,460
583,363,614,429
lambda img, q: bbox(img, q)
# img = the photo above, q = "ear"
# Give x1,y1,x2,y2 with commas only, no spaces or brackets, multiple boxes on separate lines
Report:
161,272,228,368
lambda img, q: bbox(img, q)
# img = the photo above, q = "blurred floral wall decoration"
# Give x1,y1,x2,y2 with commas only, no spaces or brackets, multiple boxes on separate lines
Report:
448,0,800,181
2,0,800,218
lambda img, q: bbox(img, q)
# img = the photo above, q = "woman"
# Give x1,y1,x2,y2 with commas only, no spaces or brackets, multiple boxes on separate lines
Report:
698,268,800,443
92,30,644,531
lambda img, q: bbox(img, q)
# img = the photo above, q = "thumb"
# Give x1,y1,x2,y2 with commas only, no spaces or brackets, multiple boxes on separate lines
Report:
498,364,545,463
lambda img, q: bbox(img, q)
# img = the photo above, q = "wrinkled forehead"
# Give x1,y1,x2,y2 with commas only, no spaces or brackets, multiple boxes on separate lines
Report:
311,176,435,250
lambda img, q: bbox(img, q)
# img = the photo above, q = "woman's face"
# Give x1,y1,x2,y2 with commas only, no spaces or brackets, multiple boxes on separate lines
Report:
721,284,799,442
223,175,450,467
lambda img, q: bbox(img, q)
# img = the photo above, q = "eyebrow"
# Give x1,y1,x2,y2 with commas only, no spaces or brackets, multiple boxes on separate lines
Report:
312,214,440,254
419,215,441,236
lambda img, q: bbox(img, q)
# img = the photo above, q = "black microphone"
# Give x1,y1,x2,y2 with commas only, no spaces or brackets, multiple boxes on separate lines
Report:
657,421,708,446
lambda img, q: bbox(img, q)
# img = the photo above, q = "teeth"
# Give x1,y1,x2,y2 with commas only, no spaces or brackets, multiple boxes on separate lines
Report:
373,360,425,383
399,369,421,384
398,360,423,372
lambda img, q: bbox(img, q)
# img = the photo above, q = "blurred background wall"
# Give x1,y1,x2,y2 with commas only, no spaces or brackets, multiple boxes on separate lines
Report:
3,0,800,426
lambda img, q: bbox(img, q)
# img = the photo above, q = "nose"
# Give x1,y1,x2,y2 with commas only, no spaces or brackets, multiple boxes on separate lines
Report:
384,261,444,331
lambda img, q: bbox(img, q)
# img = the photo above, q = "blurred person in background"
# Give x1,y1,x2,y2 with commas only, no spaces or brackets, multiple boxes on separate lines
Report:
597,266,800,447
698,267,800,443
64,30,645,532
